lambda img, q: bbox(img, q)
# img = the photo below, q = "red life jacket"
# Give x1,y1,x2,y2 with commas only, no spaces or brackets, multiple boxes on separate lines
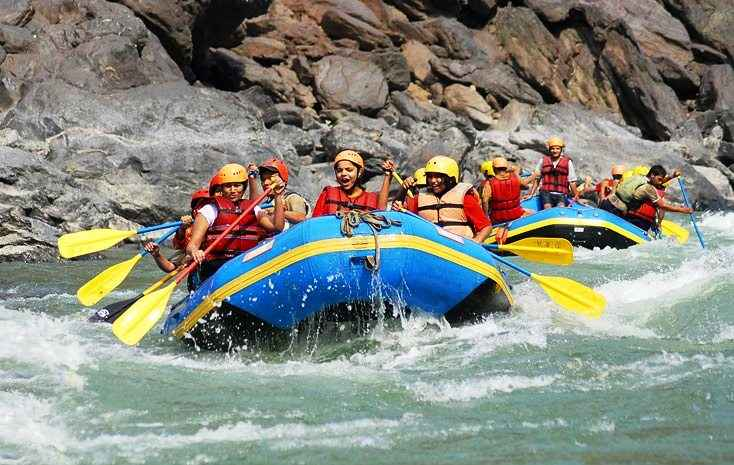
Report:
540,155,570,194
628,188,665,224
489,176,524,223
320,186,379,215
595,178,613,196
203,197,264,260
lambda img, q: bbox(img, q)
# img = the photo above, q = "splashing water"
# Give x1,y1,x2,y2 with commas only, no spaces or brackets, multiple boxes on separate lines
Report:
1,213,733,464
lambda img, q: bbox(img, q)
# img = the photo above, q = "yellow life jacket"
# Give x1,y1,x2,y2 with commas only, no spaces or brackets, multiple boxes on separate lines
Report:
417,182,475,238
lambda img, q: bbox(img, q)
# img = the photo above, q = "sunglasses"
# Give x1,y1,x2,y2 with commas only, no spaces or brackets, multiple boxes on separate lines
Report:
612,174,623,180
494,167,508,172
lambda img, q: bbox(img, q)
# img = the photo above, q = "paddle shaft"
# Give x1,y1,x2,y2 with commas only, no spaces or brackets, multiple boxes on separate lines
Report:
391,172,414,198
175,188,272,285
486,250,530,278
138,221,183,235
140,227,178,257
678,178,705,249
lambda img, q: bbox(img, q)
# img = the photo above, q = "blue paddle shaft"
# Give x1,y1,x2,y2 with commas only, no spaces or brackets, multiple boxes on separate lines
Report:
140,227,179,257
482,245,531,278
678,178,705,249
137,221,183,234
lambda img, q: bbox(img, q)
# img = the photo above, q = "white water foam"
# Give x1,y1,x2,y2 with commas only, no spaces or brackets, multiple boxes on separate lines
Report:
409,374,558,402
0,391,74,464
0,306,90,376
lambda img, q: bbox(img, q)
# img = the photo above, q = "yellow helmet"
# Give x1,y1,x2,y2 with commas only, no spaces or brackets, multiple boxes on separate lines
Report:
480,160,494,177
425,155,459,183
333,149,365,175
546,136,565,149
413,168,427,186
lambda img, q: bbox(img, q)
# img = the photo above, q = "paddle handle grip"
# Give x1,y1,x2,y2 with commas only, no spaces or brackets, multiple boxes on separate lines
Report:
677,178,705,249
391,172,414,198
139,228,178,257
137,221,183,234
175,188,273,284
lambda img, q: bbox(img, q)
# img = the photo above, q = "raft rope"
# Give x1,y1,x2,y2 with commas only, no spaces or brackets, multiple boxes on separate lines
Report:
335,210,401,271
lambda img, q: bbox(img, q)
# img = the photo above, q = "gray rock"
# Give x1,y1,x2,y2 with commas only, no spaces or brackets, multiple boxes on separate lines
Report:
0,0,32,27
369,50,411,91
268,123,314,157
0,24,34,53
698,65,734,111
313,55,388,114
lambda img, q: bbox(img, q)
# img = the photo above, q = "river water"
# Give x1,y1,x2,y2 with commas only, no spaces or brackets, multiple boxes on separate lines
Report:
1,213,733,465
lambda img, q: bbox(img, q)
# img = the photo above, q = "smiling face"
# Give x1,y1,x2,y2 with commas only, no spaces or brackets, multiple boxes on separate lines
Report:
548,145,563,158
220,182,245,202
334,160,360,191
426,172,449,196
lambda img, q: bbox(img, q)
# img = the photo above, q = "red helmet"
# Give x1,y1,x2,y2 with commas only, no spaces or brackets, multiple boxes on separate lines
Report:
190,188,209,210
259,158,289,184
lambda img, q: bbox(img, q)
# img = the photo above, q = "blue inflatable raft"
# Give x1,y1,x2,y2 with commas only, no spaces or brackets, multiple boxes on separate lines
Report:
163,211,513,349
484,195,652,249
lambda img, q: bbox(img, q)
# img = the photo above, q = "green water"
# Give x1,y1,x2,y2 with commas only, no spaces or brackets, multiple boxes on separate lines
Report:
2,213,733,465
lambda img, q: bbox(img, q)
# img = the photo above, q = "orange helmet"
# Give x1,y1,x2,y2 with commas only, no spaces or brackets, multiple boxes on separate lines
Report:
208,163,246,195
259,158,289,184
190,188,209,209
333,150,365,175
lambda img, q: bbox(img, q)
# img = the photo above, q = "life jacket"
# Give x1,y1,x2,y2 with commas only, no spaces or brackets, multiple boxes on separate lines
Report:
320,186,379,215
417,182,475,238
488,176,524,223
203,196,264,260
172,204,205,250
615,174,648,206
595,178,613,196
540,155,570,194
259,190,311,216
628,188,665,224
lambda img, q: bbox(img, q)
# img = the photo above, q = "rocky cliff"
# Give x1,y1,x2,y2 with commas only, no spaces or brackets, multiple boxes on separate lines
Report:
1,0,733,261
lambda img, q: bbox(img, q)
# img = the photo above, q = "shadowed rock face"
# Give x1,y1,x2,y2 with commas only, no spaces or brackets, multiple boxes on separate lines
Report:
0,0,733,261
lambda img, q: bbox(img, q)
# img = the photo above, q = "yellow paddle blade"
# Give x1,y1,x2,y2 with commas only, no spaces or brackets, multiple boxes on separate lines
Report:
58,228,136,258
497,237,573,266
141,269,179,296
531,273,606,319
77,255,143,306
660,220,689,244
112,282,177,345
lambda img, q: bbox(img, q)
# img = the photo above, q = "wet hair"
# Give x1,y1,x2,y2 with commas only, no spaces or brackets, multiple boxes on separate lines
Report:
647,165,666,178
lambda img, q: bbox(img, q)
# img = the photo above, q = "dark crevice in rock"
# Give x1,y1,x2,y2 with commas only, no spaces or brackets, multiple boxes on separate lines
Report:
191,0,269,87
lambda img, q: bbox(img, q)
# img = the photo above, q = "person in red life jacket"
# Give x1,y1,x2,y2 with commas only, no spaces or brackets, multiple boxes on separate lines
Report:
141,188,210,274
594,165,626,204
397,155,502,243
483,157,536,224
600,164,692,232
311,150,394,217
186,163,273,283
256,158,309,234
528,136,579,209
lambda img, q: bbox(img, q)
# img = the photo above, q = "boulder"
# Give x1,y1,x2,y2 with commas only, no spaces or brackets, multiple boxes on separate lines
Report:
690,165,734,208
390,90,457,125
313,55,388,114
369,50,411,91
0,0,32,26
232,36,287,63
417,17,480,60
443,84,494,128
320,9,392,51
401,39,435,82
698,65,734,111
661,0,734,61
0,24,34,53
280,0,384,29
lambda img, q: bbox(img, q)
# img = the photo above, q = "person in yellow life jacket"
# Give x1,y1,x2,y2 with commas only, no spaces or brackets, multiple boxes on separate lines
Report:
599,164,693,232
483,157,536,223
311,150,394,217
398,156,498,243
256,158,310,234
187,163,279,283
594,165,626,203
528,136,579,209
